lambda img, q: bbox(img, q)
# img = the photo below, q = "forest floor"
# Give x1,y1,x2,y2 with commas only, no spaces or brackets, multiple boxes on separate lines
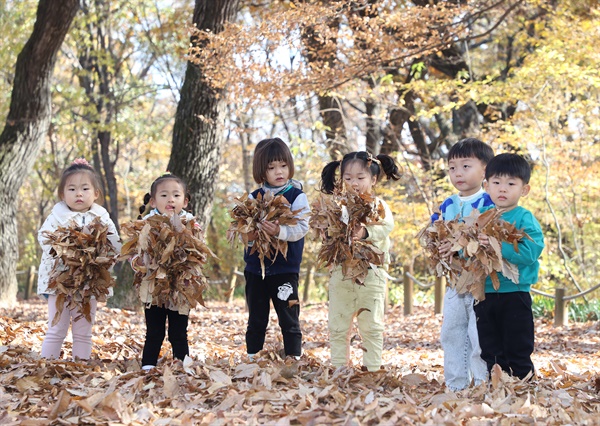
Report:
1,297,599,425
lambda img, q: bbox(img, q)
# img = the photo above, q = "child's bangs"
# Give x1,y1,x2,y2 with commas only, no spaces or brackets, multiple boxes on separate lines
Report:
265,144,289,164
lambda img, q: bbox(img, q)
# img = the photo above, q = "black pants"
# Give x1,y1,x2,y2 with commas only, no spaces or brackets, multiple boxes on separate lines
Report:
473,292,535,379
141,305,189,366
245,271,302,356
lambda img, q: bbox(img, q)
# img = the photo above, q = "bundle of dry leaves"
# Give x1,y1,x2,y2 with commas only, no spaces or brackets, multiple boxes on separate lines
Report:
310,189,386,284
226,191,300,277
42,216,119,326
419,208,529,300
120,214,215,311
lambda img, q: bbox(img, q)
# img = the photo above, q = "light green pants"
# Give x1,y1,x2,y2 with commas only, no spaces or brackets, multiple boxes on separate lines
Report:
328,268,386,371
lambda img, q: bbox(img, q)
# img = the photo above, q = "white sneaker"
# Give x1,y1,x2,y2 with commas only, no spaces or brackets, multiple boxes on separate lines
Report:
247,354,256,361
141,365,155,371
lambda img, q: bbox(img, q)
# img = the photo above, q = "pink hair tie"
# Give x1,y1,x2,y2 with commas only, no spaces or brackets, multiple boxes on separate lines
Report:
72,157,91,167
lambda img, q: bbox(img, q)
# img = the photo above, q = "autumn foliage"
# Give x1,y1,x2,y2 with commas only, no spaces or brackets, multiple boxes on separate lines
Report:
42,217,119,326
120,214,214,311
226,191,300,277
419,209,529,300
310,190,386,285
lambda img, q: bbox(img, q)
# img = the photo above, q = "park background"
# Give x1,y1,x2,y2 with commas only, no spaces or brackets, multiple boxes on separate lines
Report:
2,0,599,318
1,0,599,424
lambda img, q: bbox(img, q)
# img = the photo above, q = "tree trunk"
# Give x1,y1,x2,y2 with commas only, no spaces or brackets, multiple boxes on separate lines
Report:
167,0,240,228
98,130,119,233
77,0,120,233
364,96,381,155
240,127,253,194
300,8,349,160
0,0,79,306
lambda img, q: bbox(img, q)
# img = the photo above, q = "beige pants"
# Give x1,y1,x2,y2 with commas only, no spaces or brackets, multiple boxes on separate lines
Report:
328,268,386,371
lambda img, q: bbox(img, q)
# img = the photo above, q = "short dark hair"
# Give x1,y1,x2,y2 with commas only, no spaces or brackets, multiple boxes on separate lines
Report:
485,153,531,184
448,138,494,165
252,138,295,184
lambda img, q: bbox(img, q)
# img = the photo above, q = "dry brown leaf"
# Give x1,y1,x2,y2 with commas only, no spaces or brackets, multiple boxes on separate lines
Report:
48,389,71,420
491,363,504,389
163,365,180,398
280,362,299,379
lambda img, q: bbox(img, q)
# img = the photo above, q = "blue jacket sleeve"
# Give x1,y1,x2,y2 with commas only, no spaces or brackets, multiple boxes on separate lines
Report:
431,197,453,223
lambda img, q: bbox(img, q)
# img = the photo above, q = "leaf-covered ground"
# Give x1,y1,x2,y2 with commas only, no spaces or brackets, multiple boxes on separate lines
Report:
1,298,599,425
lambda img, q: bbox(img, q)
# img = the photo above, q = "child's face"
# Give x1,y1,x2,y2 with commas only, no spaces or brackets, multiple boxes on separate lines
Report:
62,172,99,213
264,160,290,187
484,174,530,211
150,179,188,216
447,157,486,197
342,161,377,194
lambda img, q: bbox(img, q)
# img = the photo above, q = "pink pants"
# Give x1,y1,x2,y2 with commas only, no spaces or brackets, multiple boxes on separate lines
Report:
41,295,97,360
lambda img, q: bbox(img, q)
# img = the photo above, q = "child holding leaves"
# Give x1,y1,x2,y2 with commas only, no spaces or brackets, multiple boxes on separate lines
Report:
230,138,310,361
433,138,494,391
122,173,212,370
317,151,400,372
38,158,121,360
475,153,544,379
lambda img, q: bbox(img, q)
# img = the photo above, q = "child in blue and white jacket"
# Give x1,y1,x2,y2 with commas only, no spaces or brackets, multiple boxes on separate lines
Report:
433,138,494,391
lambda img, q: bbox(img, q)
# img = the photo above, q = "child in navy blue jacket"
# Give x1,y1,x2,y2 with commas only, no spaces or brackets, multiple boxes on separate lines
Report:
244,138,310,360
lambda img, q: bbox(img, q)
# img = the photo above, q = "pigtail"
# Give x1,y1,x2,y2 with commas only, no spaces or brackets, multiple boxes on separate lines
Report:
320,160,341,194
185,192,194,215
137,193,152,219
376,154,402,181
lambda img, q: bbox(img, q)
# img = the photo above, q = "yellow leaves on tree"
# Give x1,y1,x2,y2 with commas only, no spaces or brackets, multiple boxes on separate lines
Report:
120,214,215,311
226,191,300,278
419,208,529,300
43,217,119,326
310,189,385,285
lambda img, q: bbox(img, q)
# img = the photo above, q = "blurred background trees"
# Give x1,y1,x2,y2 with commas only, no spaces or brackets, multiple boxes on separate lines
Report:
2,0,599,307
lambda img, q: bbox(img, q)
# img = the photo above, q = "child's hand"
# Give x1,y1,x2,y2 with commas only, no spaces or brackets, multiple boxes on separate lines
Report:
478,233,490,246
134,256,144,268
352,224,367,241
438,240,453,257
260,220,280,237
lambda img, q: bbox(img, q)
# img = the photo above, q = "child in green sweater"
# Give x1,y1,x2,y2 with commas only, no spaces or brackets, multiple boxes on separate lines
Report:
475,153,545,379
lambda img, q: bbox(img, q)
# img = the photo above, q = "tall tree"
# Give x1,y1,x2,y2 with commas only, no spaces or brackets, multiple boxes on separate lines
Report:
301,10,349,159
72,0,187,232
0,0,79,306
167,0,241,228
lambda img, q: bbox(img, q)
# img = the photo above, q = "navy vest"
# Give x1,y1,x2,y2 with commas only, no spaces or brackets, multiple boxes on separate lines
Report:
244,187,305,276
